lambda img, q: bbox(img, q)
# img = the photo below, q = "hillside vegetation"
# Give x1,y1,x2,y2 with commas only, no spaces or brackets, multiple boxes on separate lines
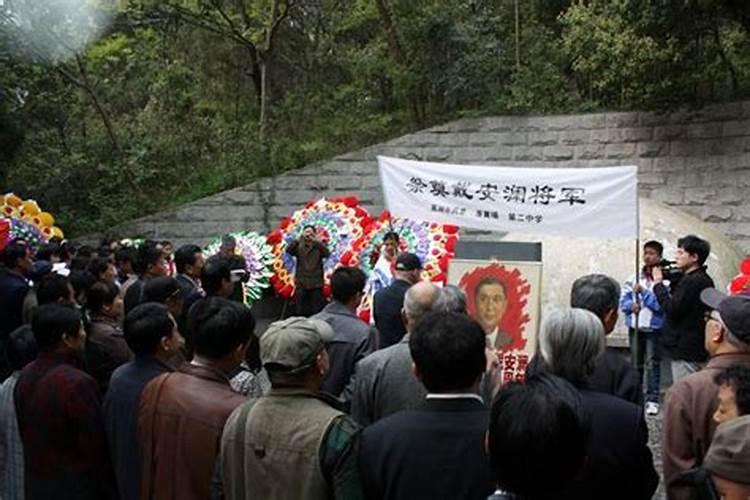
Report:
2,0,750,236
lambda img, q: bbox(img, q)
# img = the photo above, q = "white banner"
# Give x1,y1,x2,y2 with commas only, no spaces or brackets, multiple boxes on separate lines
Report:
378,156,638,238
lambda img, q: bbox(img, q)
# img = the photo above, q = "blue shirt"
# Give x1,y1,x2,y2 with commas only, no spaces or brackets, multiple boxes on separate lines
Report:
103,356,173,500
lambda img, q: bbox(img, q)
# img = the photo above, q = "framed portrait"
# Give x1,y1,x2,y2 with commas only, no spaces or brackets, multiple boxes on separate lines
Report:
447,258,542,383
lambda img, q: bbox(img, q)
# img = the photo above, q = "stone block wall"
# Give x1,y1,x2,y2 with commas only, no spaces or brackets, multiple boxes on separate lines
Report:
113,102,750,253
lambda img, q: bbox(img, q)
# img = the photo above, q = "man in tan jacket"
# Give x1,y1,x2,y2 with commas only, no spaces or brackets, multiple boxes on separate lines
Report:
220,317,362,500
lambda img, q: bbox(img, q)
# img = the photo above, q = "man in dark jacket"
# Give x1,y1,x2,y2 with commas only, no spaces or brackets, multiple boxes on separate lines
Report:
536,308,659,500
359,312,494,500
123,242,169,315
0,240,33,378
104,303,183,500
567,274,643,405
287,225,330,317
654,234,715,381
15,304,117,500
527,274,643,406
174,244,205,314
487,373,590,500
217,235,247,304
372,253,422,349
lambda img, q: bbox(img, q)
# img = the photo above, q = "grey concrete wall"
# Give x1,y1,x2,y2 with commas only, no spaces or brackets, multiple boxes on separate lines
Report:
114,101,750,252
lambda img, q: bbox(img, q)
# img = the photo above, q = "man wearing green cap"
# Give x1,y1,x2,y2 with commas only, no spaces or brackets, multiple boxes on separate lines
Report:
704,414,750,499
219,317,362,500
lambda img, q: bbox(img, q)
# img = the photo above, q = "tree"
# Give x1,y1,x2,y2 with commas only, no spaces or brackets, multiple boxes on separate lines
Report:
141,0,298,140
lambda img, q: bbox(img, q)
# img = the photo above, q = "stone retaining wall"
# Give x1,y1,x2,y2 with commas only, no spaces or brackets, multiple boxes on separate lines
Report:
115,101,750,253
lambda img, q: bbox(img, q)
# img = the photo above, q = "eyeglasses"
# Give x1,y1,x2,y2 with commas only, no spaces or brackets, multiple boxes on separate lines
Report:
704,311,722,324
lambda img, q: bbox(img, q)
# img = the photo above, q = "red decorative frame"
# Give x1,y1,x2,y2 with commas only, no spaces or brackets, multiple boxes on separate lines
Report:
458,262,532,352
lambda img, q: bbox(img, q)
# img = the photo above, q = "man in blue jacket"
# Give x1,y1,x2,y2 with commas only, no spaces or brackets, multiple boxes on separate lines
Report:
620,240,666,416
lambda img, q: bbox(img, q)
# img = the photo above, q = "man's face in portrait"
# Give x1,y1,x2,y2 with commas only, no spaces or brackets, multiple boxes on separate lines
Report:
475,281,508,335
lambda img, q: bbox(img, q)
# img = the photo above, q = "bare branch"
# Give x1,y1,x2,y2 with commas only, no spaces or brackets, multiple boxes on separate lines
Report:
209,0,255,49
155,3,254,49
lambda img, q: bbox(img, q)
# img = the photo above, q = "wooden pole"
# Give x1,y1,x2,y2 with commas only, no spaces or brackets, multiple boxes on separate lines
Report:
633,238,640,377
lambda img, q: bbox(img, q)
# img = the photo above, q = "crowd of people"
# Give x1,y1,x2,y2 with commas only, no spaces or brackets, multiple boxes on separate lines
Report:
0,230,748,500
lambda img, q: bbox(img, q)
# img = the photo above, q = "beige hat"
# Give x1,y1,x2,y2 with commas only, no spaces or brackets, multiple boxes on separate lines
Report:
704,414,750,484
260,317,334,373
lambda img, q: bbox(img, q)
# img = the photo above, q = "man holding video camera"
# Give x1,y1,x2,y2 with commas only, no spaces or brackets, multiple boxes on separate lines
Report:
218,234,249,304
653,234,715,381
287,225,330,317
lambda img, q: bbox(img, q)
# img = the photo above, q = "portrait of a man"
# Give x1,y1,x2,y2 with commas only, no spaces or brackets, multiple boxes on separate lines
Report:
449,260,541,355
474,276,512,350
448,257,541,383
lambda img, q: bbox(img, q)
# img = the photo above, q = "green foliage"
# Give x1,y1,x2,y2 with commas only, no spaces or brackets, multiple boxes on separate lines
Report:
2,0,750,236
560,1,671,107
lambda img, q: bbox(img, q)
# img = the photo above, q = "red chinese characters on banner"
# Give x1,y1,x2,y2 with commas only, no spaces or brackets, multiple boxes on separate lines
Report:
501,352,530,384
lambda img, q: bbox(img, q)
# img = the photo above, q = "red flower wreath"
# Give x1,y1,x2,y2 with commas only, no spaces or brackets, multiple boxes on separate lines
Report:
729,257,750,296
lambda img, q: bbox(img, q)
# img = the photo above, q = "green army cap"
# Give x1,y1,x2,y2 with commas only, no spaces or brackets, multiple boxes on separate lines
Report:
260,317,334,373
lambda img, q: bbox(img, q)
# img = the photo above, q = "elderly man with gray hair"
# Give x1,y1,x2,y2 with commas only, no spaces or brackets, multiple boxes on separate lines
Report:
434,284,468,314
527,274,642,405
538,307,659,500
569,273,643,405
349,282,441,425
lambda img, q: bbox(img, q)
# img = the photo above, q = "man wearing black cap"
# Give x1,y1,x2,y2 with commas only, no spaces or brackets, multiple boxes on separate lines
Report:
372,253,422,349
663,289,750,500
219,317,362,500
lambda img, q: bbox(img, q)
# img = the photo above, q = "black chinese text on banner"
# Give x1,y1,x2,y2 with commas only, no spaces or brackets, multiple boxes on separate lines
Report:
377,156,639,239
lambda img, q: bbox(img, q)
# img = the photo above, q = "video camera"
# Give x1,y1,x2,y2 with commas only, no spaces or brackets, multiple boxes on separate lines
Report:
658,259,683,282
230,269,250,284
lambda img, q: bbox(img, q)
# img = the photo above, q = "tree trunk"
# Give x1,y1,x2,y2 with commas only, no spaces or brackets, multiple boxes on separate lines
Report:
246,44,263,109
74,55,119,150
259,56,269,141
258,0,282,141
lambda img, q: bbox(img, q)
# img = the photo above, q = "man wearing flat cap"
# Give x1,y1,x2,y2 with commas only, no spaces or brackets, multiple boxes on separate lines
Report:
663,290,750,500
704,414,750,499
219,317,363,500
